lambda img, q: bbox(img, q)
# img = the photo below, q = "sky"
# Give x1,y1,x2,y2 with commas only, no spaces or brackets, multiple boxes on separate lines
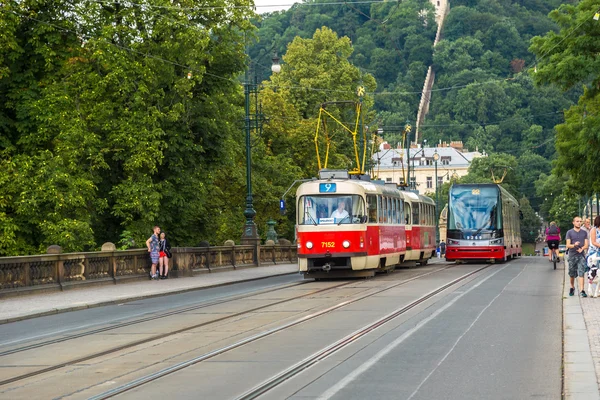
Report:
254,0,293,13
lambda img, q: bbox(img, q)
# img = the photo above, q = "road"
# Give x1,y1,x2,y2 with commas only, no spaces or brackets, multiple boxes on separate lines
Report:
0,257,562,399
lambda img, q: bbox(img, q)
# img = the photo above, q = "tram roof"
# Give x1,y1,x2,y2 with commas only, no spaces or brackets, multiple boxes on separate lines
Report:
297,176,435,204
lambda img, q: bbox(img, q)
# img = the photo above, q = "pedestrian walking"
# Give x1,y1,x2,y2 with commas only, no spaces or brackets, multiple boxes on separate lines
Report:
583,218,591,235
159,231,172,279
566,216,589,297
587,216,600,270
146,226,160,280
440,240,446,257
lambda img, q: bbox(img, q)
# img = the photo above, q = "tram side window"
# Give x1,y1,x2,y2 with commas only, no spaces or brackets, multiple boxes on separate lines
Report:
367,194,378,223
387,197,393,224
412,203,419,226
404,202,411,224
351,196,366,223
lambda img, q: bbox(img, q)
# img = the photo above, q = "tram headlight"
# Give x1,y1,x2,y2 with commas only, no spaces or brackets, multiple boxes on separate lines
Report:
342,240,351,248
448,239,459,245
490,238,503,245
306,241,314,249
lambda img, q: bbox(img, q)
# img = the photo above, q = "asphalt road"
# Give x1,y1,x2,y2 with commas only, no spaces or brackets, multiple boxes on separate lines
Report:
0,273,303,348
274,258,563,400
0,258,562,400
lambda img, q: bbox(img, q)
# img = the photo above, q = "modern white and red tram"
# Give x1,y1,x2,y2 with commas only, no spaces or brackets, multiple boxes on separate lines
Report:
445,183,522,262
296,170,436,278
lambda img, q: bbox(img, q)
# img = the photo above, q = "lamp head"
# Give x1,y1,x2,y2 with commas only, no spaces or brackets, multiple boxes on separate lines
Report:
271,53,281,74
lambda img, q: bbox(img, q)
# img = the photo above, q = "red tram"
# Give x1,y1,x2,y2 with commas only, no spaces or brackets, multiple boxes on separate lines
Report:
296,170,436,278
445,183,522,262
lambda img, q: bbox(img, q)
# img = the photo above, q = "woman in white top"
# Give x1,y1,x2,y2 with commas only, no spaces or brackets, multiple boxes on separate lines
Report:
588,216,600,268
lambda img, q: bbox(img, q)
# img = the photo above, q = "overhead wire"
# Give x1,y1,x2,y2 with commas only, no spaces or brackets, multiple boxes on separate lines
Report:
82,0,390,11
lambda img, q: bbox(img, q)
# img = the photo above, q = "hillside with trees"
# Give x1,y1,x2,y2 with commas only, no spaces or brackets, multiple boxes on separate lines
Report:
0,0,592,255
254,0,583,236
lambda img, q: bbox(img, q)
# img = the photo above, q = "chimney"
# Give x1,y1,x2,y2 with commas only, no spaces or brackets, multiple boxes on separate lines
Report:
450,141,464,152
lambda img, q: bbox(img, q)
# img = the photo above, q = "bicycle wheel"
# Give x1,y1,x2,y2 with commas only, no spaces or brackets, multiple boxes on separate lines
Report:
553,253,557,270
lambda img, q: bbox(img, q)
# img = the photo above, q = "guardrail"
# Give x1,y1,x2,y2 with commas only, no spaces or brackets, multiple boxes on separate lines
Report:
0,244,298,297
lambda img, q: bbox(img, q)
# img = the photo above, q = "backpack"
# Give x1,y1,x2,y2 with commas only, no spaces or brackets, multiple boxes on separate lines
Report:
548,225,559,235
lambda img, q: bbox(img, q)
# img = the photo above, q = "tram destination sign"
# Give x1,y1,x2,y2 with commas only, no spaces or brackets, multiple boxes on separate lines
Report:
319,183,337,193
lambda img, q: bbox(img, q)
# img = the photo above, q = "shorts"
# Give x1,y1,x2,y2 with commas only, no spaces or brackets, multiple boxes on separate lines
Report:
159,251,166,258
568,255,586,278
150,252,159,264
547,240,559,249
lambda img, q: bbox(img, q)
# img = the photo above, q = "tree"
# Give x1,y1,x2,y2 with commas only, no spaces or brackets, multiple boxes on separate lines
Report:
0,0,255,254
520,196,542,244
267,26,377,177
461,153,520,196
529,1,600,195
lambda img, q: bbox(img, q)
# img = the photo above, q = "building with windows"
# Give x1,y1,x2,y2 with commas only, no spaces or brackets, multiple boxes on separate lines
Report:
371,141,485,195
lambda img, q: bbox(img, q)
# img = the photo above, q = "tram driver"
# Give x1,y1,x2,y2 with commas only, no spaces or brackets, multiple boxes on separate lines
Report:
331,200,350,223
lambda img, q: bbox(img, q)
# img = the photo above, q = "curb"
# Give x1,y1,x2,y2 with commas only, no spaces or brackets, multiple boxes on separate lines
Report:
563,257,600,400
0,271,298,325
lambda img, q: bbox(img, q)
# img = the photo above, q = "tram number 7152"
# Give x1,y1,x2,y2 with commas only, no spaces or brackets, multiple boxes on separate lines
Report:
321,242,335,248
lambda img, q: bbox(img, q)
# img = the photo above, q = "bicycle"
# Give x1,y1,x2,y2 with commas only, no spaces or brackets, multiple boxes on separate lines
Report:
552,251,558,270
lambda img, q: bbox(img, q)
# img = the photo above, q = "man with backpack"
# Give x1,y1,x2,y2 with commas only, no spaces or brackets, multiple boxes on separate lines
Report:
546,221,561,262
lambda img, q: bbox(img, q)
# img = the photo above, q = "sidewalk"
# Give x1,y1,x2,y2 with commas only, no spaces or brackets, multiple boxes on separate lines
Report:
0,263,299,324
564,256,600,399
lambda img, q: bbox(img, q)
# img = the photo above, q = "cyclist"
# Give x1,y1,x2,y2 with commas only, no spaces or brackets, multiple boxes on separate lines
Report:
545,221,561,262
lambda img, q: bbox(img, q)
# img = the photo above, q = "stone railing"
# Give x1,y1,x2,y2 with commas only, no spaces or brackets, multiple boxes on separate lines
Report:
0,244,297,297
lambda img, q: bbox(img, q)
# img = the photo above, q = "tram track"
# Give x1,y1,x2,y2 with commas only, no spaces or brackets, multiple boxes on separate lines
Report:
86,263,474,400
0,264,452,392
0,278,359,387
0,280,310,357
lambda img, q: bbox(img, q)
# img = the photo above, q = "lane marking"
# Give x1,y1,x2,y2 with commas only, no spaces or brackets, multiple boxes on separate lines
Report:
407,264,526,399
317,263,513,400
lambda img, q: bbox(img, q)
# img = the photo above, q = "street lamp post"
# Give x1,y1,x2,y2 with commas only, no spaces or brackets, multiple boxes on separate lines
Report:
433,149,440,243
241,53,281,245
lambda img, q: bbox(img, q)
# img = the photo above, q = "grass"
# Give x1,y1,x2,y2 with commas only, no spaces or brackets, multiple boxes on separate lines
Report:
522,243,535,256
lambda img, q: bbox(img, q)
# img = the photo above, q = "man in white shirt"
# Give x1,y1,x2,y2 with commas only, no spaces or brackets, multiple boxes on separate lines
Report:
331,201,349,222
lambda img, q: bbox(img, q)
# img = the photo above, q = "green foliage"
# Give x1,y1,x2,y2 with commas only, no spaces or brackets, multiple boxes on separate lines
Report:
529,0,600,220
0,0,255,254
519,196,541,243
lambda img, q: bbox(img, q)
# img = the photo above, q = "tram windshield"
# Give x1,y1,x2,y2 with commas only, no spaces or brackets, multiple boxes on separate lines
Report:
298,195,366,225
448,186,502,233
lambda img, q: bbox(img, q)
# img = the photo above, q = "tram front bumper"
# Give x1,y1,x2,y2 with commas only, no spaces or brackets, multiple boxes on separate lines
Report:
445,246,505,260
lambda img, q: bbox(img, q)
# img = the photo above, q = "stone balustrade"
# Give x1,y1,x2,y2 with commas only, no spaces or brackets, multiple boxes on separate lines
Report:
0,243,298,297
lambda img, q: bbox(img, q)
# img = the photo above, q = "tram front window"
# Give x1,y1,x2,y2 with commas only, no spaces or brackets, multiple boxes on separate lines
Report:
299,195,366,225
448,186,501,234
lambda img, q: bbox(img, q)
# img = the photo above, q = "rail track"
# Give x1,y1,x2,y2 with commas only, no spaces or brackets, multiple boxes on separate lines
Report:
0,280,309,357
0,263,456,395
87,263,474,399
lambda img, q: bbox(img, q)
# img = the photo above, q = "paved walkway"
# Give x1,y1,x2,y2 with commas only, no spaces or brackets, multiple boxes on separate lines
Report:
564,255,600,399
0,263,299,324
